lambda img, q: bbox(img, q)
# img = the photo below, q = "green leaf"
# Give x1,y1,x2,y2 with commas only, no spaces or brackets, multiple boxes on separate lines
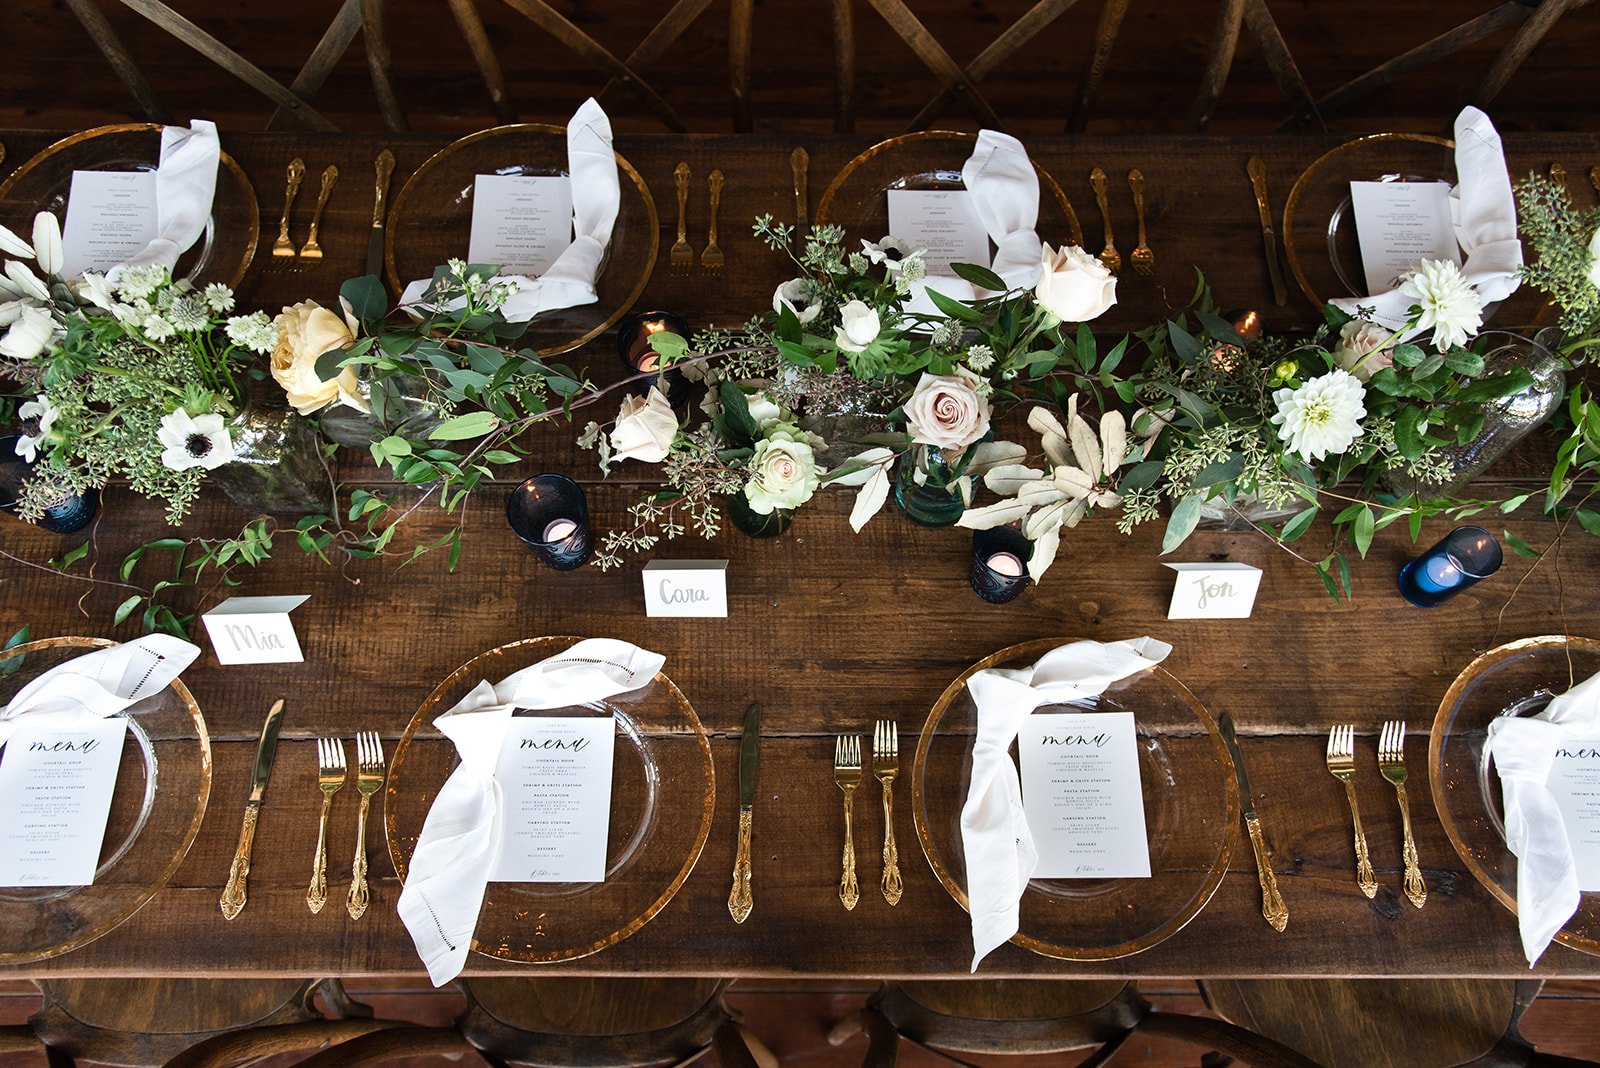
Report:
314,347,352,384
1499,493,1531,514
1191,452,1246,489
379,434,412,458
1162,495,1203,555
1576,510,1600,538
0,626,31,677
429,411,501,441
717,382,760,448
1118,460,1164,492
1166,321,1203,364
647,330,689,364
1352,504,1376,558
340,274,388,330
1455,368,1536,404
1504,529,1539,558
775,339,818,368
1395,406,1427,460
925,287,982,323
1279,506,1319,542
1443,348,1485,376
1196,311,1245,346
49,542,90,572
1414,352,1445,379
949,261,1008,293
1391,343,1426,368
113,595,142,627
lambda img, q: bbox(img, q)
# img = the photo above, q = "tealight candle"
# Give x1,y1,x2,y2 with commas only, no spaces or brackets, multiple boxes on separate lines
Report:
541,518,578,544
986,551,1025,578
970,527,1032,605
1397,525,1502,608
618,309,691,408
1231,309,1263,342
506,474,592,571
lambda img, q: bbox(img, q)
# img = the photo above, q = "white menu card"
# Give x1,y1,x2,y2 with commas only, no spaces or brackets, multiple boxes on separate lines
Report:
1018,711,1151,879
469,174,574,276
0,718,128,887
61,170,159,278
1547,736,1600,892
1348,180,1459,296
886,189,990,277
490,715,615,883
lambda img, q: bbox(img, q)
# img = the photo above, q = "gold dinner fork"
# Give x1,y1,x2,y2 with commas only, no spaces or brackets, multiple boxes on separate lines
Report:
271,158,306,264
306,737,346,914
1127,169,1154,276
346,730,385,920
1089,167,1119,274
1379,720,1426,908
1326,724,1377,899
701,169,725,271
835,734,861,911
670,162,693,274
873,720,902,906
297,164,339,263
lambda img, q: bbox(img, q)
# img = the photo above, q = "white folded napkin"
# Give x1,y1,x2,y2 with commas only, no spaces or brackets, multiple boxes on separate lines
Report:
400,98,619,324
1486,668,1600,965
0,635,201,750
396,638,664,986
1331,106,1522,335
109,120,221,280
961,636,1171,970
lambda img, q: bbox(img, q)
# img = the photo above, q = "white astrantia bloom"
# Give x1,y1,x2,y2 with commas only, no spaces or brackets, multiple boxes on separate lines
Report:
1399,258,1483,351
202,283,236,315
157,409,234,472
166,295,209,333
224,312,278,354
142,314,176,342
1270,369,1367,462
15,394,58,462
0,304,56,359
115,264,167,303
772,278,821,324
860,235,924,273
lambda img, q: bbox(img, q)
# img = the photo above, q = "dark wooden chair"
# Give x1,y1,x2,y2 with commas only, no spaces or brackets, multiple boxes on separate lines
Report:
1198,978,1600,1068
828,979,1318,1066
453,977,773,1068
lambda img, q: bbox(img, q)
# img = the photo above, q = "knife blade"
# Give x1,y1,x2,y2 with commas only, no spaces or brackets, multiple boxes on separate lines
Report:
367,148,396,280
791,147,809,229
220,698,285,920
1246,156,1288,307
728,701,761,923
1218,712,1288,932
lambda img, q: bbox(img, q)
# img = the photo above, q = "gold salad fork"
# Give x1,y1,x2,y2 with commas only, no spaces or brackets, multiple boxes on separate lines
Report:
835,734,861,911
874,720,902,906
701,169,725,271
1327,724,1377,899
271,158,306,263
1379,720,1427,908
1088,167,1120,274
346,730,385,920
1127,169,1154,276
670,162,693,273
306,737,346,913
297,164,339,262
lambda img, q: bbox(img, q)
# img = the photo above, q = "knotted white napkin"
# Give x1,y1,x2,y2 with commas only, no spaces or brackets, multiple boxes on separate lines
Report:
961,636,1171,970
0,635,200,751
400,98,619,324
109,120,221,280
1331,106,1522,335
396,638,664,986
1486,668,1600,965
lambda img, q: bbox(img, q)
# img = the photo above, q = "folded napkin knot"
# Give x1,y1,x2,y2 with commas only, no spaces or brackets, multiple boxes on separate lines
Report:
108,121,221,281
0,635,200,751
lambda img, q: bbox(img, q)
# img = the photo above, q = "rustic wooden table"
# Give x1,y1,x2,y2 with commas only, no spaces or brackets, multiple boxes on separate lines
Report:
1,129,1598,981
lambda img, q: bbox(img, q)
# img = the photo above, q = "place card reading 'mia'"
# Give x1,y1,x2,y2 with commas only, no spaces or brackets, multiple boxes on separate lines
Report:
1018,711,1151,879
61,170,158,278
490,716,615,884
469,174,574,277
1348,180,1459,296
1547,736,1600,892
0,718,128,887
886,189,991,278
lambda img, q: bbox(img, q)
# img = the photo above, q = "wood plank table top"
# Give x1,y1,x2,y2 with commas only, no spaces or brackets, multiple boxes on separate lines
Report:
1,128,1599,981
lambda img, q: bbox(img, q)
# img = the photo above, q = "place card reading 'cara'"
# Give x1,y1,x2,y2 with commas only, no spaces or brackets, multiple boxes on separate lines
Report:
201,595,309,665
642,560,728,618
1164,562,1263,619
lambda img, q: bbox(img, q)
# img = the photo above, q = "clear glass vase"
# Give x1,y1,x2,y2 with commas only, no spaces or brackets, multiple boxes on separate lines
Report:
211,406,332,516
725,492,793,538
1197,490,1305,531
317,369,442,449
893,444,966,527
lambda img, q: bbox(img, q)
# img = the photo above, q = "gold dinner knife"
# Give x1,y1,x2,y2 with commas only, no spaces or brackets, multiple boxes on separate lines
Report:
1218,712,1288,932
367,148,395,279
728,701,761,923
1247,156,1288,307
791,147,809,228
220,698,286,920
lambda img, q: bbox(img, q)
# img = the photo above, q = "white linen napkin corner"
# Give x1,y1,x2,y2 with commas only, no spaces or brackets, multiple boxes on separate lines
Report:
0,634,201,750
109,120,221,280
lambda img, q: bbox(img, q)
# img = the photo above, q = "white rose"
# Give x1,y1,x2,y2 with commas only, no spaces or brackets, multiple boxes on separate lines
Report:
834,300,881,353
1034,243,1117,322
904,371,992,451
772,279,821,324
270,301,367,416
609,387,678,463
744,427,820,514
744,390,783,431
1332,319,1393,382
1587,227,1600,290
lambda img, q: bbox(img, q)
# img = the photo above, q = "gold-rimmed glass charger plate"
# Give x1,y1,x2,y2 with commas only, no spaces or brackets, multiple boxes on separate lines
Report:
1283,132,1455,308
0,123,260,290
816,131,1084,251
386,635,713,965
0,636,211,964
1430,634,1600,956
385,125,659,358
911,638,1237,961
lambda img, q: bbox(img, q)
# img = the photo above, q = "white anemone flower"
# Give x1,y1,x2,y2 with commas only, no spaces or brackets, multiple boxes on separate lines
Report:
77,271,117,311
157,410,234,472
860,236,924,273
1270,369,1367,462
16,393,58,462
772,278,821,324
0,305,56,359
1399,259,1483,351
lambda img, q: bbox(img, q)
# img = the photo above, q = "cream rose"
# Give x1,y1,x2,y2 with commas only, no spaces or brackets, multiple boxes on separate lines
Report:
904,371,992,450
744,426,820,515
609,387,678,463
1332,319,1394,382
271,301,367,416
834,300,881,353
1034,243,1117,322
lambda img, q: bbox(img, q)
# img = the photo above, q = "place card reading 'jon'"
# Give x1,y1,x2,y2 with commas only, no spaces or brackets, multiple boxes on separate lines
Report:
1164,562,1263,619
642,560,728,617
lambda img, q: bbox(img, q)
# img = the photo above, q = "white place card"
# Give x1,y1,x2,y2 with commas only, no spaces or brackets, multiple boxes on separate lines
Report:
1018,711,1151,879
1547,736,1600,892
491,715,615,883
1163,562,1263,619
1348,180,1459,296
642,560,728,618
201,595,309,665
886,189,991,278
0,717,128,887
61,170,158,278
468,174,574,276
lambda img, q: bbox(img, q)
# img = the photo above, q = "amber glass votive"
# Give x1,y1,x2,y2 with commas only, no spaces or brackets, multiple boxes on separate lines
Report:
506,474,592,571
1397,525,1502,608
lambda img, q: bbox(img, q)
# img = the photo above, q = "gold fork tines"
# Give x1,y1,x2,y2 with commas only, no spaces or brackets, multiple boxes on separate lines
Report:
1127,169,1154,276
271,158,306,261
873,720,902,906
1380,721,1426,908
307,737,346,914
835,734,861,911
1089,166,1120,274
297,164,339,262
701,168,725,271
1326,724,1378,898
670,162,693,274
346,730,385,920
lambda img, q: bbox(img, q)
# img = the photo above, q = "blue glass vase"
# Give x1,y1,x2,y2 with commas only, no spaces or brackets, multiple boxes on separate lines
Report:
892,444,965,527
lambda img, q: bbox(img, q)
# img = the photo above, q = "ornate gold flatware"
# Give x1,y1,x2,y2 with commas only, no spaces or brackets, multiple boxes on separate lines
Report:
1379,720,1426,908
306,736,346,914
346,730,384,920
874,719,902,906
297,164,339,261
1247,156,1288,306
1127,169,1154,276
728,702,760,923
1218,713,1287,931
1327,723,1378,899
835,734,861,911
1089,166,1119,273
367,149,395,279
221,698,285,920
670,161,693,273
271,159,305,260
701,168,724,271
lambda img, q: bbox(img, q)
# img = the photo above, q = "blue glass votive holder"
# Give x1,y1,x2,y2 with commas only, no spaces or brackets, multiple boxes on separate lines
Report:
506,474,592,571
617,309,691,409
970,525,1033,604
1397,525,1503,608
0,435,99,534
